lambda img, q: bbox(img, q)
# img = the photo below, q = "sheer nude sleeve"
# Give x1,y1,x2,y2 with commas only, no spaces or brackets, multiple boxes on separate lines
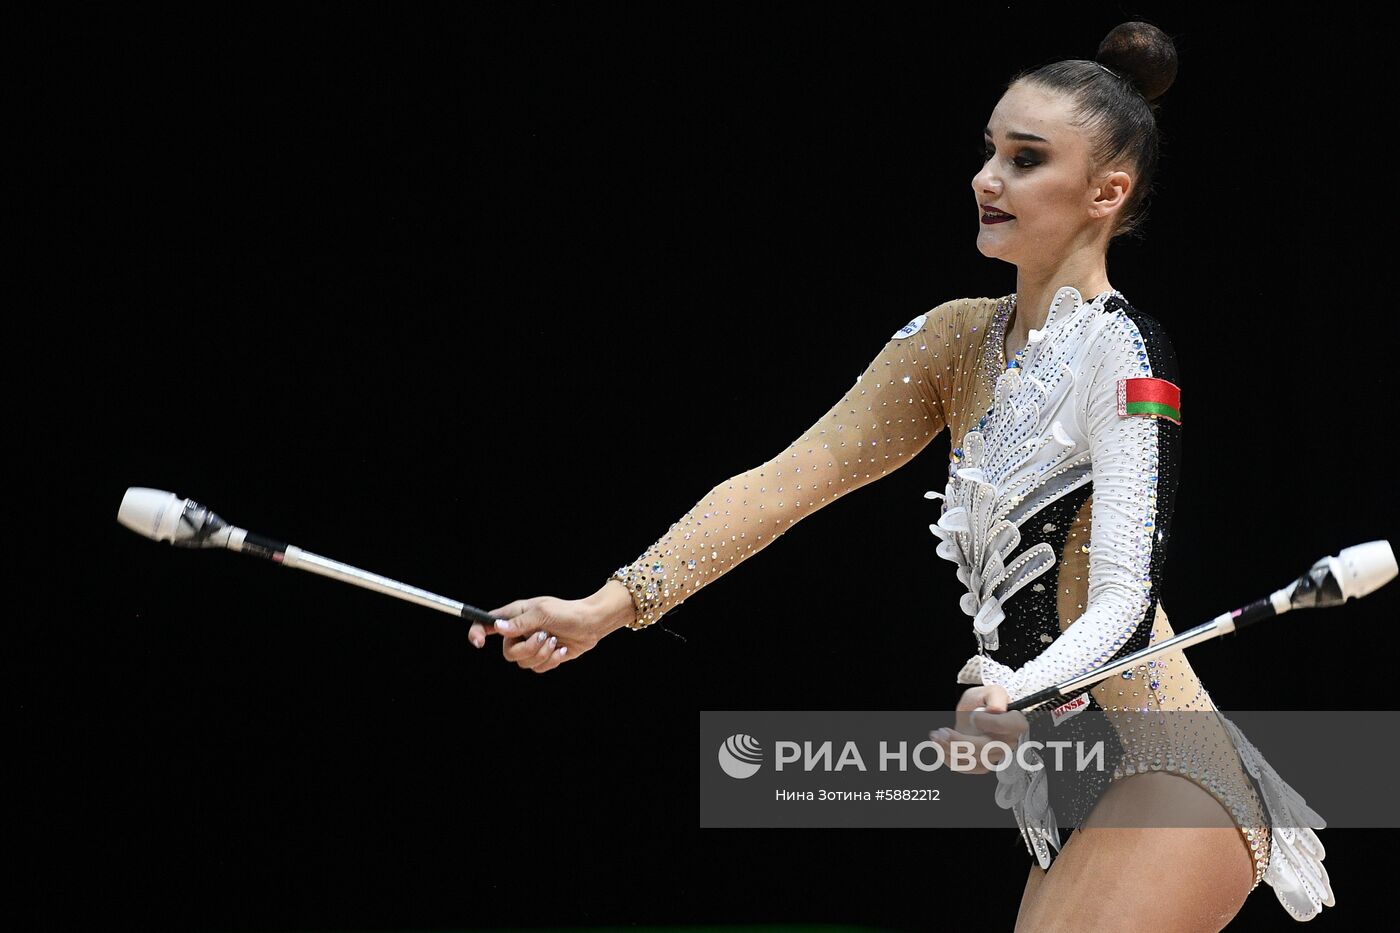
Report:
609,301,967,629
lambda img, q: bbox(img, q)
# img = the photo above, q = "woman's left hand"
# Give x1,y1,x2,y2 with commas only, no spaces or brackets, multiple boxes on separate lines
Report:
928,684,1030,775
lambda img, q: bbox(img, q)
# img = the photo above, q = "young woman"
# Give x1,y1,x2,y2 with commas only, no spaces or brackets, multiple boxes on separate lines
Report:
468,21,1332,931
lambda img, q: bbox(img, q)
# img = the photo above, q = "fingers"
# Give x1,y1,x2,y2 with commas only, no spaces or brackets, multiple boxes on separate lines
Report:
970,686,1014,737
502,629,569,672
955,684,1011,712
955,687,989,737
926,727,994,774
955,684,1011,734
970,707,1028,741
468,596,570,672
533,640,569,673
503,629,550,665
469,599,532,649
961,729,1010,767
492,599,547,640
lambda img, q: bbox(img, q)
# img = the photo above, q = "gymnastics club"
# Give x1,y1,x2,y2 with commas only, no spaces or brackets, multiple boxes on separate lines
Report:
1005,540,1396,712
116,487,505,626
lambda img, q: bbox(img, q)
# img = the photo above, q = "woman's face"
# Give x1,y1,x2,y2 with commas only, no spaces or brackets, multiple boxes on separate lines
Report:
973,82,1126,263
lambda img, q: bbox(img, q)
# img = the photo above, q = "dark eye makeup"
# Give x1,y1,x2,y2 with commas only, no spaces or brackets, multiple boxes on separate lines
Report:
979,143,1041,169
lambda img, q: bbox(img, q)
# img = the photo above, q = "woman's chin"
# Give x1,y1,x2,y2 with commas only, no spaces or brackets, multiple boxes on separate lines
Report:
975,234,1014,260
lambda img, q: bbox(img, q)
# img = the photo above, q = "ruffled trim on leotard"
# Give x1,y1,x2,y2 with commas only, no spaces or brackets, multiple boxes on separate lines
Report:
924,286,1104,656
1219,715,1335,921
994,733,1060,869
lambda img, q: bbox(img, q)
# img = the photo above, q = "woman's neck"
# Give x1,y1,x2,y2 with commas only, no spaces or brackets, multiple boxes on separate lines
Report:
1009,270,1113,348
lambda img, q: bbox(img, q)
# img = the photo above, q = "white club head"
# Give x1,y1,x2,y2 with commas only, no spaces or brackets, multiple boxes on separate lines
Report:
118,487,186,543
1332,540,1397,600
118,487,232,548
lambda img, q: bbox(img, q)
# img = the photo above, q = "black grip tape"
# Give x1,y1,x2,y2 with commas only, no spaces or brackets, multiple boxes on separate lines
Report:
242,531,288,561
1229,596,1275,632
460,604,503,626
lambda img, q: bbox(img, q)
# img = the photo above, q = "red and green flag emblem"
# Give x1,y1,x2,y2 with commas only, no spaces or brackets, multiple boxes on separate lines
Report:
1117,377,1181,425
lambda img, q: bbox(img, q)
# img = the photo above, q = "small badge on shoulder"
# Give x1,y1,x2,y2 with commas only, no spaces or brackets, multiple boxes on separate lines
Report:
892,313,927,339
1117,376,1181,425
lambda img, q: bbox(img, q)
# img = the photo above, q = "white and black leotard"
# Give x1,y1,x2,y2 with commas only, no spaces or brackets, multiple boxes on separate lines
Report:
610,284,1332,921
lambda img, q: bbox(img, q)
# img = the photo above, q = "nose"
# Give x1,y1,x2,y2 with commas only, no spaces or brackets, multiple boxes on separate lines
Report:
972,163,1001,200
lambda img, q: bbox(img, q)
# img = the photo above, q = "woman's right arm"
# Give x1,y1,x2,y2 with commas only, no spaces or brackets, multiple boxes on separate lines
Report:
603,300,965,632
474,299,967,665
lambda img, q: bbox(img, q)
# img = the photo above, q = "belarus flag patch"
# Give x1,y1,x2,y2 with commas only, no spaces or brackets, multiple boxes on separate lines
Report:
1117,377,1181,425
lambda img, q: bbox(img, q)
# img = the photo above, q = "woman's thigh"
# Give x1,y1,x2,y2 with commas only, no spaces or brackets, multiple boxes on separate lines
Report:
1016,863,1048,930
1013,771,1254,932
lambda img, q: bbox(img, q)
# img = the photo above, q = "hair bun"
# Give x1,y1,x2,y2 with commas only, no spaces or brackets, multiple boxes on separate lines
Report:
1096,21,1178,103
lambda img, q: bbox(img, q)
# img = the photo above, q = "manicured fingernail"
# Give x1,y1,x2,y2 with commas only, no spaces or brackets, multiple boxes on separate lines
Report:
495,619,510,630
559,647,567,657
537,631,547,642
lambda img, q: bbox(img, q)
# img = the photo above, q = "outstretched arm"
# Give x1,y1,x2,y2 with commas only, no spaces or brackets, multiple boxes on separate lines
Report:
607,301,966,631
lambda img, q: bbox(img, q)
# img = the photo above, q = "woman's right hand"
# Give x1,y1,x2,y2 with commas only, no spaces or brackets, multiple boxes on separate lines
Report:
467,581,634,673
927,684,1028,774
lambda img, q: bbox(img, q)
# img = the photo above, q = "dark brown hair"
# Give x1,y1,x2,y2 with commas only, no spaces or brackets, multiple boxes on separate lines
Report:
1010,21,1179,241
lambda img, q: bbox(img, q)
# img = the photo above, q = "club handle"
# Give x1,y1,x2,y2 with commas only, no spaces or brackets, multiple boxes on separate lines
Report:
1008,685,1072,713
460,603,507,626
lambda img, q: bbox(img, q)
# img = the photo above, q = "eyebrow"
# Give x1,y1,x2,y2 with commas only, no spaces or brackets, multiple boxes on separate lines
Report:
984,126,1050,143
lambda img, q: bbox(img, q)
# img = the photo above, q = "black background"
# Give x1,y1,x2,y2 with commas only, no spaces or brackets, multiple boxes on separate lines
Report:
20,3,1394,931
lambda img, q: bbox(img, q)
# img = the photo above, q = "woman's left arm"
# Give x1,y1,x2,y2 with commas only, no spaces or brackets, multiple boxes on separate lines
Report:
978,308,1184,701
